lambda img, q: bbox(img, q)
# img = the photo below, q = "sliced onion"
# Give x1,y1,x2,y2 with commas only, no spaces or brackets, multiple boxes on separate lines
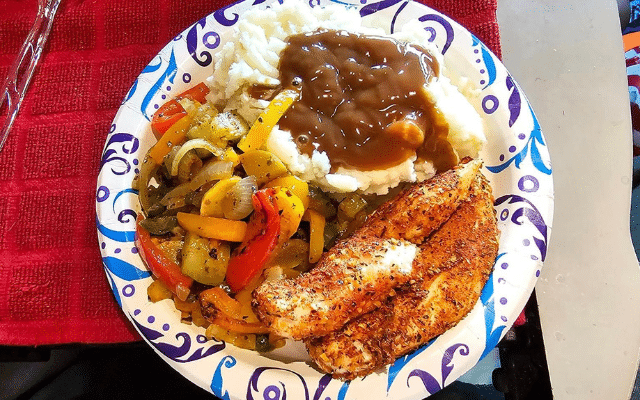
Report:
170,138,223,177
164,145,181,174
222,175,258,220
176,150,203,183
160,160,233,206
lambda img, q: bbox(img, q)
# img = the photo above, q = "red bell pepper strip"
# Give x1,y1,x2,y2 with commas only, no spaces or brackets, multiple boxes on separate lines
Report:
151,100,187,139
177,82,210,104
135,215,193,301
150,83,211,139
225,189,281,292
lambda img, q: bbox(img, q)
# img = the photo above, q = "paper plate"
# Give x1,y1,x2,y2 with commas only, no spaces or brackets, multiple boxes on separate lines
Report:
96,1,554,398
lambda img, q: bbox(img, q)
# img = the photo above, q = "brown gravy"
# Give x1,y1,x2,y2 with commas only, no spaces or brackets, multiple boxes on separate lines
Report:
275,29,456,172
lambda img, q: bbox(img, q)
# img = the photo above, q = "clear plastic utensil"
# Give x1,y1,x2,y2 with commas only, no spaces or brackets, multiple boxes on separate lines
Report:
0,0,62,152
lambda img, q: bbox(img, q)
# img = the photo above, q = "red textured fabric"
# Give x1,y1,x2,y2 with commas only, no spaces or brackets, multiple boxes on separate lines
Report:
0,0,501,345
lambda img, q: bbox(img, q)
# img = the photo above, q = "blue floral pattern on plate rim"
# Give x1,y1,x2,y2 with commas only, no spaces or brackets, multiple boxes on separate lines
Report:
95,0,554,398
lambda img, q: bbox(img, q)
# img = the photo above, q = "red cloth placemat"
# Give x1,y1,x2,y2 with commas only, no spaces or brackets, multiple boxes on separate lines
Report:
0,0,500,345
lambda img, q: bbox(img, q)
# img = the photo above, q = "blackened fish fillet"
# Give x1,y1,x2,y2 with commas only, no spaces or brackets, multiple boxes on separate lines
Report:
305,173,498,379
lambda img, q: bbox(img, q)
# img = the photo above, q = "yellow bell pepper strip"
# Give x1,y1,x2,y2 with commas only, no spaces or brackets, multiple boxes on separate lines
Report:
147,279,173,303
135,215,193,301
208,312,271,334
221,147,240,167
225,189,281,292
200,287,244,319
176,212,247,242
237,89,299,152
200,287,270,334
200,176,241,217
272,187,304,244
148,114,193,165
239,150,288,186
233,274,263,323
265,175,309,209
303,209,326,263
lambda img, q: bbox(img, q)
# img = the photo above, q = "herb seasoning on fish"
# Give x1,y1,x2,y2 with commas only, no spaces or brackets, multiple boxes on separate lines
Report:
277,29,457,172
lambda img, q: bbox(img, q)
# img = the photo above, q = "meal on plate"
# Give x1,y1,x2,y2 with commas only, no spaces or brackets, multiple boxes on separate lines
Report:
133,0,499,379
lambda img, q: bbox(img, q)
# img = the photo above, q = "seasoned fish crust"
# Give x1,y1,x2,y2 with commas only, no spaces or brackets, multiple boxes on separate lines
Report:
252,159,481,340
305,173,498,380
358,157,481,244
253,237,418,339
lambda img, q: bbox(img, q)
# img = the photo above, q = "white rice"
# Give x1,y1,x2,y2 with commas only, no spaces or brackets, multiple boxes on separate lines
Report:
207,0,486,195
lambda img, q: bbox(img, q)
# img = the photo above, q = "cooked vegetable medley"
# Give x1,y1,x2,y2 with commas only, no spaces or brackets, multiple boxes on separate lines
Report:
135,83,380,350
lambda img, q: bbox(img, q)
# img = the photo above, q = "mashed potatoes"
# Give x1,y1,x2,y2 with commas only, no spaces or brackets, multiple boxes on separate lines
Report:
207,0,485,195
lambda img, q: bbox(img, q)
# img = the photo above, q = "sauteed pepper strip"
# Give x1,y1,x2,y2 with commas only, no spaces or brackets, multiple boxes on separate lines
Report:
135,215,193,301
151,100,186,139
200,287,270,334
226,189,281,292
237,89,299,152
148,115,192,165
304,209,326,263
178,82,210,104
150,83,210,139
210,312,271,334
